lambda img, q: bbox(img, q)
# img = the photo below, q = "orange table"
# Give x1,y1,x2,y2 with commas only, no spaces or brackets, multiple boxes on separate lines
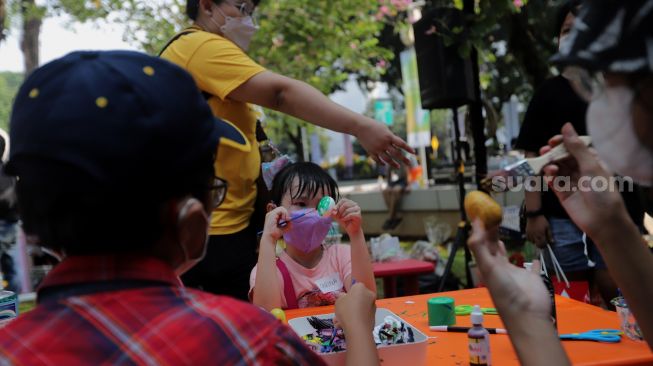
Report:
372,259,435,298
286,288,653,365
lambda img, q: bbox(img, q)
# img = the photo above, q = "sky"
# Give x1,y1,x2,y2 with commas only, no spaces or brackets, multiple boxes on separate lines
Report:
0,15,139,72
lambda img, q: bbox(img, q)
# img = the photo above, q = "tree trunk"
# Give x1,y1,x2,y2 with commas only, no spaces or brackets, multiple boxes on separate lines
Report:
0,0,6,44
284,122,304,162
507,12,550,89
20,0,42,74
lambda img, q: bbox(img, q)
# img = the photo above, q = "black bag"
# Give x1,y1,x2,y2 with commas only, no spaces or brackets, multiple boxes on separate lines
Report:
250,122,274,235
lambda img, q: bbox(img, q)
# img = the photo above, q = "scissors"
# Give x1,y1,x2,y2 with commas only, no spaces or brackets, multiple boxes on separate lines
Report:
455,305,498,316
559,329,622,343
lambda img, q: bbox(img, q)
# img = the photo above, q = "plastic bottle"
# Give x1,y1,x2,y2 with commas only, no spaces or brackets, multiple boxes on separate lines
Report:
468,305,491,366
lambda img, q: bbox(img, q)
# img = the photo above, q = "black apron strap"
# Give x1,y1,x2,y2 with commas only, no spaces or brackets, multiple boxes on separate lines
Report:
158,29,197,57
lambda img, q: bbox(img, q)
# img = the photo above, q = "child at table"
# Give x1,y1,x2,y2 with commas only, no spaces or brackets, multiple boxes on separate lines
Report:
250,162,376,310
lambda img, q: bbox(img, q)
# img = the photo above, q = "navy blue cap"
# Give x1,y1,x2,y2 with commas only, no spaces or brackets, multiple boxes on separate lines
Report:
6,50,250,195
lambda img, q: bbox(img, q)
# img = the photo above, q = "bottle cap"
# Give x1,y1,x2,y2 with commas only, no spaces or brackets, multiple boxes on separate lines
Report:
470,304,483,325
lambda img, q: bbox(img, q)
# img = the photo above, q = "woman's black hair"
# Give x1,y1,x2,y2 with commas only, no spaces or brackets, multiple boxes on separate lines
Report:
555,0,582,37
270,162,339,205
186,0,262,20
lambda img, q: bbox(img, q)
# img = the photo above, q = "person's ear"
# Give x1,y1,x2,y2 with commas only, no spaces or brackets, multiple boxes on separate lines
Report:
266,202,277,212
200,0,214,16
176,197,209,258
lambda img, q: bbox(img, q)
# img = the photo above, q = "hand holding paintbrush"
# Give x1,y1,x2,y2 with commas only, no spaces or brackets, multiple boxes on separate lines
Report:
257,196,335,236
504,136,592,177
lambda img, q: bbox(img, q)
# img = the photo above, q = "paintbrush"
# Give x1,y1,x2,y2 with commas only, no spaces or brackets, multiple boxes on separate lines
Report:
256,209,315,236
504,136,592,177
256,196,335,236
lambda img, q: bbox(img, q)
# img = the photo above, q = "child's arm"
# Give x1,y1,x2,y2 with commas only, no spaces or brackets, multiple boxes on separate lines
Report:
334,199,376,294
253,207,290,311
334,283,379,366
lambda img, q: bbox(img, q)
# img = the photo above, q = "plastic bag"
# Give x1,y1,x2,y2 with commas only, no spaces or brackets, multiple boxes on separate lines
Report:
423,217,451,245
370,234,405,262
408,240,439,262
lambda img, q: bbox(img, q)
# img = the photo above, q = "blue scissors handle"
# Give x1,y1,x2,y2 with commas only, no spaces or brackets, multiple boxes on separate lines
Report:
559,329,622,343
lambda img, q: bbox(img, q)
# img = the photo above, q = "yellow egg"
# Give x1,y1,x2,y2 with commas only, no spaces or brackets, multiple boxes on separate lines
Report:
464,191,503,228
270,308,287,323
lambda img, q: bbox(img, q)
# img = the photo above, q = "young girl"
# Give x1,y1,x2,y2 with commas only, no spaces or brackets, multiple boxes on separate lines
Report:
249,162,376,310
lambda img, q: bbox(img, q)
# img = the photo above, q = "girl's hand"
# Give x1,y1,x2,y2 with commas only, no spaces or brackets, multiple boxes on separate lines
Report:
333,198,362,235
334,283,376,332
262,207,290,243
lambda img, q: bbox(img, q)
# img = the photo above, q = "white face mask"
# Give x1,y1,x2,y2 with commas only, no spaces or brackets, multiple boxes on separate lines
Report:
211,7,258,51
586,85,653,186
174,198,209,275
558,34,570,53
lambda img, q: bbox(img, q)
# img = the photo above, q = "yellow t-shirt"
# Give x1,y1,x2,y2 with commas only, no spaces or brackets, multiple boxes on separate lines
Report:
161,27,266,235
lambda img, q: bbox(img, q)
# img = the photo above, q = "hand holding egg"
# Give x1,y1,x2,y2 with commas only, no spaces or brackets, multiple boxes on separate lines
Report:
332,198,362,235
464,191,503,228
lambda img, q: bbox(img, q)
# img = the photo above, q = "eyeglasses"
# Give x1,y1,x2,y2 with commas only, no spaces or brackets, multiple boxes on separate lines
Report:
208,176,228,209
228,1,255,17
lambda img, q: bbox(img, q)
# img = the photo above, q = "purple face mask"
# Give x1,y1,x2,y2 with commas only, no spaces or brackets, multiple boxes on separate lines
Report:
283,209,333,253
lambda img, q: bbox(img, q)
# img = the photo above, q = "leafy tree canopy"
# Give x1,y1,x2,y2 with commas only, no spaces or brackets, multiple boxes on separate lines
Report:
0,71,23,131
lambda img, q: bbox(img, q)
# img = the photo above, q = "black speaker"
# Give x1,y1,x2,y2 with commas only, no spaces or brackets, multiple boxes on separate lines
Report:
413,7,476,109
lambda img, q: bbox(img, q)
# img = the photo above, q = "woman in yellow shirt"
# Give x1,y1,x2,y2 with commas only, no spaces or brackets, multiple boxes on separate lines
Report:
162,0,414,300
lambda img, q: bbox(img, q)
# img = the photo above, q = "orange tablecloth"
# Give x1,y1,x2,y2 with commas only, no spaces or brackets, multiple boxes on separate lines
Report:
285,288,653,365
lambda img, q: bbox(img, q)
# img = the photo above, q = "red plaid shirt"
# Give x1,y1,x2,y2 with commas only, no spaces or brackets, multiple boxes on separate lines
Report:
0,255,324,366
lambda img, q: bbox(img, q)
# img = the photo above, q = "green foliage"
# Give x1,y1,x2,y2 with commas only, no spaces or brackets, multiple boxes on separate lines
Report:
55,0,393,157
0,71,23,131
323,153,378,181
248,0,393,156
50,0,187,54
56,0,394,82
250,1,392,95
376,0,563,148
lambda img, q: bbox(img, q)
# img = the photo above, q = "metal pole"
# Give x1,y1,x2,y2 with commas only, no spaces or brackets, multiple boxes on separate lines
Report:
463,0,488,189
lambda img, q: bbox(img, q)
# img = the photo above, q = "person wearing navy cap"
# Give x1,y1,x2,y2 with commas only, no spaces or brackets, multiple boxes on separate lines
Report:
468,1,653,364
0,50,378,365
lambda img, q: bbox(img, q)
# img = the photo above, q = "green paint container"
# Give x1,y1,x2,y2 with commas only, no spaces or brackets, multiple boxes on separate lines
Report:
427,297,456,326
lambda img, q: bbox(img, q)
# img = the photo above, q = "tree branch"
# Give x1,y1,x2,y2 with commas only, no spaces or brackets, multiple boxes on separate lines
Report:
20,0,42,74
507,12,550,89
0,0,6,44
282,121,304,161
